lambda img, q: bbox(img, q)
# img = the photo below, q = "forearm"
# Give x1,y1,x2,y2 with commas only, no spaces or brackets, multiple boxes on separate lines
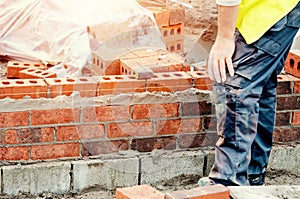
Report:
217,5,240,40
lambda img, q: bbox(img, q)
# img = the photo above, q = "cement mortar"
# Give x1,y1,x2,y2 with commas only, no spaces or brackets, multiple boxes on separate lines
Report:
0,88,211,111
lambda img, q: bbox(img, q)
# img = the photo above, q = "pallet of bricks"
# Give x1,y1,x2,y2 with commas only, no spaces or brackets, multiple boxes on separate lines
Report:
140,0,185,54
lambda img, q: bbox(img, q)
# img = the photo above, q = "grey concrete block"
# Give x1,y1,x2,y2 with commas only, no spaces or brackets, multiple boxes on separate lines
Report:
72,157,139,191
268,145,300,175
140,150,205,185
2,162,71,196
203,149,215,176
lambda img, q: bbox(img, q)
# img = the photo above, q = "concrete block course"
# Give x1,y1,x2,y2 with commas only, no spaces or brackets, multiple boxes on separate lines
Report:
2,162,71,196
72,157,139,191
268,144,300,176
140,150,205,185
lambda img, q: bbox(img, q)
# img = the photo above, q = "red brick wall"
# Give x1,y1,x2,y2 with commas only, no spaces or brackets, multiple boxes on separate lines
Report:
0,73,299,162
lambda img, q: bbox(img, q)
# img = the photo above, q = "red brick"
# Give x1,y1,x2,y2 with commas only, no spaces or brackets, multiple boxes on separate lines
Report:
203,116,217,131
188,71,213,90
31,143,80,160
19,68,57,79
6,61,45,78
4,128,54,144
157,118,202,135
98,75,146,95
108,122,153,138
182,102,213,116
0,111,29,128
294,78,300,93
166,39,184,54
292,111,300,125
0,146,29,161
275,112,291,126
116,185,165,199
277,74,293,95
169,5,185,25
147,7,170,27
56,125,105,141
178,133,218,149
31,108,80,125
45,76,98,98
276,96,300,110
284,50,300,78
132,103,179,120
0,79,47,99
165,184,230,199
273,127,300,142
82,140,129,156
91,46,129,76
83,106,130,122
120,50,186,74
131,136,176,152
160,23,184,43
286,74,300,94
147,72,192,92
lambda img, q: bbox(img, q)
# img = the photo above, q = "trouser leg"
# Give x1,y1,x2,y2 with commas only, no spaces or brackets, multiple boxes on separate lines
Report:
208,22,299,186
248,39,293,185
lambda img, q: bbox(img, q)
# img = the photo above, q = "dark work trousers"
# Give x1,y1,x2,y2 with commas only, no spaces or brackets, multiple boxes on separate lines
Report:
208,3,300,186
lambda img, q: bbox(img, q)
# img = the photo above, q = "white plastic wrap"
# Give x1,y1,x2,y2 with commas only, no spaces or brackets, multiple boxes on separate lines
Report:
0,0,164,76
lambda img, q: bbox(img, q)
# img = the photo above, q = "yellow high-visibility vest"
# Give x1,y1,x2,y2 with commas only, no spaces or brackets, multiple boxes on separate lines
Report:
236,0,299,44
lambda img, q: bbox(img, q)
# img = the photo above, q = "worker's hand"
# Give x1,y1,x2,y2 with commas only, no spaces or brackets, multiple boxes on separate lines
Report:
208,36,235,83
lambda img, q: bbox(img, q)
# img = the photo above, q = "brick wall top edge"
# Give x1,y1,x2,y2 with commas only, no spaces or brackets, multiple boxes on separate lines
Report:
0,89,212,111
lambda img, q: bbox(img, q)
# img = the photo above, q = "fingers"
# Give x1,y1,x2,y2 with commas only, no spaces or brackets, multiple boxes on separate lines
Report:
208,57,214,81
226,57,235,77
207,56,235,83
219,59,226,83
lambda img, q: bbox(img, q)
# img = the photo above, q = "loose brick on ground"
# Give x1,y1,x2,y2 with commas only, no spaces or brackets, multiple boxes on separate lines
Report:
116,184,164,199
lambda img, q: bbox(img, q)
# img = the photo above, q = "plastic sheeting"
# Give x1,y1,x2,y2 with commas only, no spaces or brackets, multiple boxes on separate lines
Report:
0,0,164,76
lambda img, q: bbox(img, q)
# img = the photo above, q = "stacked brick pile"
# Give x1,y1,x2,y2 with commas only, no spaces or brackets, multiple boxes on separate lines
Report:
0,59,213,99
145,4,185,54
